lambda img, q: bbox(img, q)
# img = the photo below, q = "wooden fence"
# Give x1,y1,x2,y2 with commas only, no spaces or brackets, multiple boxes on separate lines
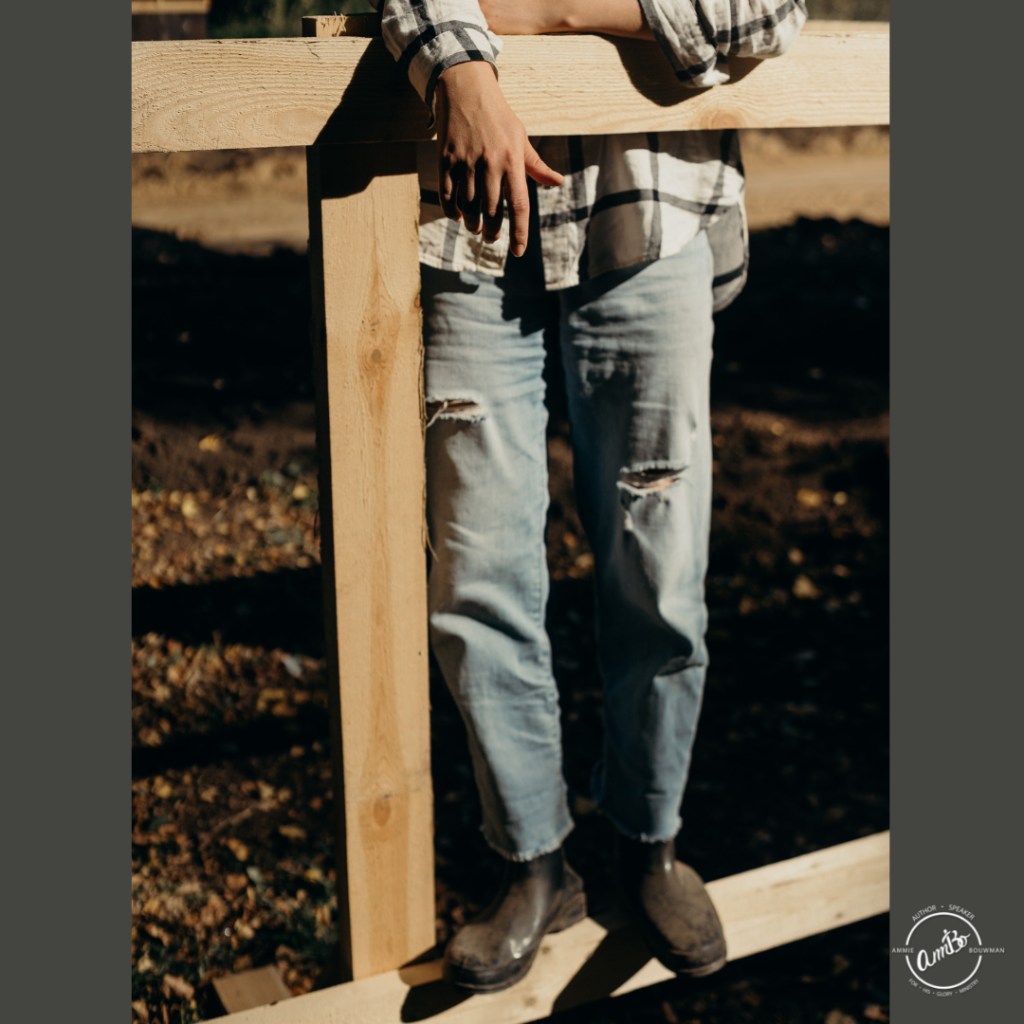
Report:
132,18,890,1023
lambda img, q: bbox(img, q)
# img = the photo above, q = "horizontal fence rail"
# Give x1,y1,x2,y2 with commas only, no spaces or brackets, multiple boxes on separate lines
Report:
132,22,889,153
213,832,890,1024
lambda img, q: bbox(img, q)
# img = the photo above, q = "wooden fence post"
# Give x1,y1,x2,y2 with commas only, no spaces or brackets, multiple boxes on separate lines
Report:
306,141,435,981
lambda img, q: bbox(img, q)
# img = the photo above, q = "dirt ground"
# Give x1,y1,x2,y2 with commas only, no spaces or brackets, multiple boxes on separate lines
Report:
132,129,889,1024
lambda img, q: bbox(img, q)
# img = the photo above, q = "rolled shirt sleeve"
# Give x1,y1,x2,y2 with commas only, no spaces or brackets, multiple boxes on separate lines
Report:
637,0,808,87
376,0,504,115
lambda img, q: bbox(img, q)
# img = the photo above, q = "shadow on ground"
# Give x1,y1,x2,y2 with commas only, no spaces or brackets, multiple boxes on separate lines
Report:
132,216,889,1024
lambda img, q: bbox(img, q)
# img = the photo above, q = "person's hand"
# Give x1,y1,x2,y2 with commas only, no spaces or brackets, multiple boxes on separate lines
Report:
434,61,563,257
477,0,653,39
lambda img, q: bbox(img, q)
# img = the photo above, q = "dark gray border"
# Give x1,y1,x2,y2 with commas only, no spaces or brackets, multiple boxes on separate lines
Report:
889,1,1018,1019
9,4,1019,1022
4,2,126,1019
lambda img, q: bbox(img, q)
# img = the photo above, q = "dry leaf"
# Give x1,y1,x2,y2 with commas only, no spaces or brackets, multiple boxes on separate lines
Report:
304,866,324,884
797,488,823,508
162,974,195,1000
198,435,221,452
793,575,820,599
833,490,849,506
226,873,249,891
787,548,804,565
281,653,304,679
132,1000,150,1022
145,922,174,945
278,825,307,841
225,837,250,862
824,1013,857,1024
863,1006,888,1022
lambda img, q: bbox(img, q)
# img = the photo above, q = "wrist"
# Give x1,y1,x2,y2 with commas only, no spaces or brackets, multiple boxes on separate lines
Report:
438,59,498,89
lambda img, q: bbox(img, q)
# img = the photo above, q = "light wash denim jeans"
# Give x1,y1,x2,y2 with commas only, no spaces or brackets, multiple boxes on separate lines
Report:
423,228,714,861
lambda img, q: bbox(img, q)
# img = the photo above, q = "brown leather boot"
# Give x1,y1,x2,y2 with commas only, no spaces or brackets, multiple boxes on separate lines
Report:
615,833,727,976
443,848,587,992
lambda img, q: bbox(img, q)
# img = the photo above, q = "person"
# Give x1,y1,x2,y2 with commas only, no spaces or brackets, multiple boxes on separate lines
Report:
375,0,808,993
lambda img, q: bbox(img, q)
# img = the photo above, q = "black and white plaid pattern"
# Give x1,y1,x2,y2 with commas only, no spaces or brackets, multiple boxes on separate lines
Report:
638,0,807,86
377,0,503,114
377,1,806,295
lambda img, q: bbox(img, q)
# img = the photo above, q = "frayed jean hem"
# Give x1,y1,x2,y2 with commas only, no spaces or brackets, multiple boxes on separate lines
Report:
481,818,576,862
598,801,683,845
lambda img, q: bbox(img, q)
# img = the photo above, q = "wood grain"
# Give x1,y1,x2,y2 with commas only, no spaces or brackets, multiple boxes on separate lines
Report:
132,22,889,152
302,14,382,38
213,965,292,1015
306,142,435,981
211,832,889,1023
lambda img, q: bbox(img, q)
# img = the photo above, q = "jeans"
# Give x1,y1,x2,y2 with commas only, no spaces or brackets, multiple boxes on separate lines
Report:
423,228,715,861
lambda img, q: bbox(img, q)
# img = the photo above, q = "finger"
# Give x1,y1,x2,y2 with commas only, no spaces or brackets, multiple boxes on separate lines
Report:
524,142,564,187
462,163,483,235
481,163,505,243
505,171,530,258
439,159,461,222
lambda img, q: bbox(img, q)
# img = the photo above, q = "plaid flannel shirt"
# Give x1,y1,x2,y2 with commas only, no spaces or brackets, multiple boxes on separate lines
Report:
376,1,807,301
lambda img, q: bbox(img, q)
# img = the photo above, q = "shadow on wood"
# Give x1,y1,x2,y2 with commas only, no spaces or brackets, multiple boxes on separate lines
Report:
551,918,652,1013
313,40,432,147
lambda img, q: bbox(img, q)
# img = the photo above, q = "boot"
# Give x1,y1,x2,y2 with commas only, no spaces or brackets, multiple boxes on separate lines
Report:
615,833,727,976
443,848,587,992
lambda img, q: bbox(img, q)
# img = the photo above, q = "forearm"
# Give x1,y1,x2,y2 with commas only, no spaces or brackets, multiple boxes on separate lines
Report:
565,0,655,40
479,0,654,40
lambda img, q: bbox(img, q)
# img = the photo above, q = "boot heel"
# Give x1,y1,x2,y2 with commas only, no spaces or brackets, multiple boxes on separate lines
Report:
549,891,587,933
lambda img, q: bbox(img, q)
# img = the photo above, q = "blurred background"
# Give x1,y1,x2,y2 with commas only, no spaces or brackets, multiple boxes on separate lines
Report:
130,0,889,39
132,4,890,1023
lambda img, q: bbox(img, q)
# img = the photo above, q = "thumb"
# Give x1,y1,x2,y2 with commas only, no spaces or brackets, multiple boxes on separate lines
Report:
524,142,564,187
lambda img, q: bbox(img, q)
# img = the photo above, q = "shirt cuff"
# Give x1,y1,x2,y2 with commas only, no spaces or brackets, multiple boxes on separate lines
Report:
636,0,730,87
381,12,503,115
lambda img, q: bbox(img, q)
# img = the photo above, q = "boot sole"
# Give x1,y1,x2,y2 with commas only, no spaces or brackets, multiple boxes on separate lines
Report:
443,891,588,994
634,911,728,978
615,881,728,979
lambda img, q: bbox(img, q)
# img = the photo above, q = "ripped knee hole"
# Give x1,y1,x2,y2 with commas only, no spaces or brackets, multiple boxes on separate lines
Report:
425,398,486,426
619,467,685,491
